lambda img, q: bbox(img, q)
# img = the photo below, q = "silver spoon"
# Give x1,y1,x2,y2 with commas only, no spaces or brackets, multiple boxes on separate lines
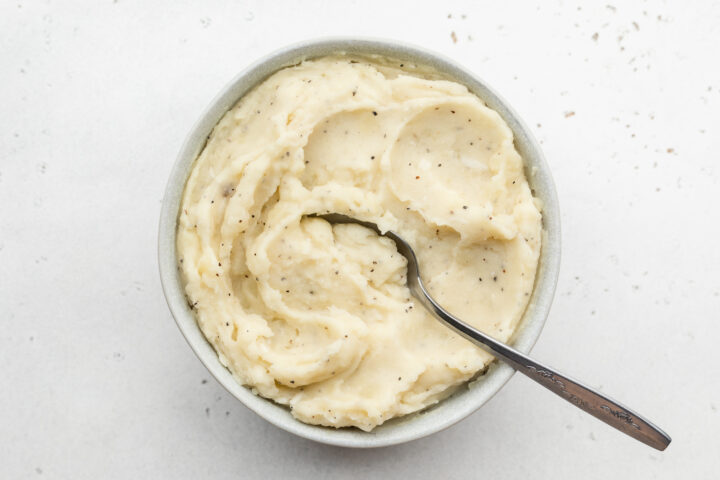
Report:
314,213,671,451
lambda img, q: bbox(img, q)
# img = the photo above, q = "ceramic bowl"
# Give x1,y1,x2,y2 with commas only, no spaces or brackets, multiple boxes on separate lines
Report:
158,37,561,448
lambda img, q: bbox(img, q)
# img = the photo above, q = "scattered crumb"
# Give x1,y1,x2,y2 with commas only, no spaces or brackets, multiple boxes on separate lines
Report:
592,32,599,42
451,31,457,43
667,148,674,153
564,111,575,118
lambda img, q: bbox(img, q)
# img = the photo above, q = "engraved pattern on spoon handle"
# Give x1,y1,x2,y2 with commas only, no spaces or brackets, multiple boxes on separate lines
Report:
413,282,671,451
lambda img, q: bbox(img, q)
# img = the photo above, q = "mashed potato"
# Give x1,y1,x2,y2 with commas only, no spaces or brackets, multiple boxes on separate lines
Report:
177,55,542,431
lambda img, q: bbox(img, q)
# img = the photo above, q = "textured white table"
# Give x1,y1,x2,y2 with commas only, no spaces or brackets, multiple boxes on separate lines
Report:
2,1,719,478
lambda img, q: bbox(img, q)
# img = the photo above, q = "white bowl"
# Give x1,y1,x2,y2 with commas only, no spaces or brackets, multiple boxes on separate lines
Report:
158,38,561,448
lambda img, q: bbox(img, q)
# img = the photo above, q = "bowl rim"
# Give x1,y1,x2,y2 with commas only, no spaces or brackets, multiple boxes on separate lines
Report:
158,36,561,448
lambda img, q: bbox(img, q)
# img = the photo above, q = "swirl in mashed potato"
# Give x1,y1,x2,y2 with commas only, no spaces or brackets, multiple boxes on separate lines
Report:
177,55,542,431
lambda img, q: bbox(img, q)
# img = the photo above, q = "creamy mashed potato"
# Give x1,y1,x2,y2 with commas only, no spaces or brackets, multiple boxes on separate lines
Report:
177,55,542,431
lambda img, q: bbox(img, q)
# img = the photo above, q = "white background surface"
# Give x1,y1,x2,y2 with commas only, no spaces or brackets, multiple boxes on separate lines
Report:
2,0,719,478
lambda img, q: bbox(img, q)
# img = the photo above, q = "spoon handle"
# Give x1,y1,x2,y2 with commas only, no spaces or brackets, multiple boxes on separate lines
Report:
417,292,671,451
